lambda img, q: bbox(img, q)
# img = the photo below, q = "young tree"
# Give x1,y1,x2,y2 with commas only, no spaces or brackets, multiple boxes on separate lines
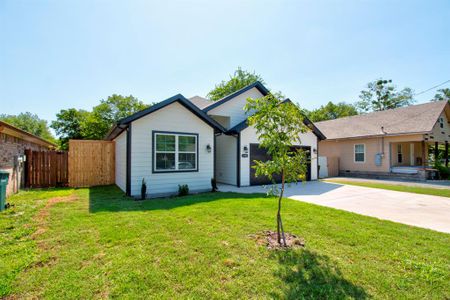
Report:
245,95,309,246
356,79,414,112
432,88,450,102
306,101,358,122
207,67,265,101
0,112,55,143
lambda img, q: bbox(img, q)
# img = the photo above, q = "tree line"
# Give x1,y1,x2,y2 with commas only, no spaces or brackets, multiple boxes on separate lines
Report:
1,68,449,149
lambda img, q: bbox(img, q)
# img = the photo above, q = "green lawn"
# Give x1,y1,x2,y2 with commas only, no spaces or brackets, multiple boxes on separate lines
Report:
323,179,450,198
1,186,449,299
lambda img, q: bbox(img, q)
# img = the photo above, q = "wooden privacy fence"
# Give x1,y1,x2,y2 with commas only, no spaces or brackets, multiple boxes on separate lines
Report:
25,150,68,188
68,140,115,187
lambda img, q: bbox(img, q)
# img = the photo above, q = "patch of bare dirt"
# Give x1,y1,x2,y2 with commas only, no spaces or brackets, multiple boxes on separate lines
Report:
31,194,78,239
250,230,305,250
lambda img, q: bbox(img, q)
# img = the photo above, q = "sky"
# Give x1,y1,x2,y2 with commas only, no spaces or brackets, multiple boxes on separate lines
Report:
1,0,450,126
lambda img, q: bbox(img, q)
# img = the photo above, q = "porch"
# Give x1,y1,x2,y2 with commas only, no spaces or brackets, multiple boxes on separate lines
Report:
389,140,448,179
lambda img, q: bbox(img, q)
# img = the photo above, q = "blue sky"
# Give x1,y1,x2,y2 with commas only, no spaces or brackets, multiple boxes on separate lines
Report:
1,0,449,124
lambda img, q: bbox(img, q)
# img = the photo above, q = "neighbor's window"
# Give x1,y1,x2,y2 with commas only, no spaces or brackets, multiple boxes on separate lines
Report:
440,117,444,129
397,144,403,163
154,133,197,172
354,144,365,162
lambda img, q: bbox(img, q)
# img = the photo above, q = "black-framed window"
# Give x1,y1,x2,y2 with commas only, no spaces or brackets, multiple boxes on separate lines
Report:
153,131,198,172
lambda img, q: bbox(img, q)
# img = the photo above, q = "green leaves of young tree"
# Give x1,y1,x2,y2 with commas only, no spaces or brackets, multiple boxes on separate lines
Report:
244,94,309,246
356,79,414,112
0,112,56,143
207,67,265,101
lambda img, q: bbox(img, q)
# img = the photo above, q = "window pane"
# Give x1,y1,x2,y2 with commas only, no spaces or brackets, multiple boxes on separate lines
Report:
179,136,196,152
355,144,364,153
355,153,365,162
178,153,196,169
156,153,175,170
156,135,175,151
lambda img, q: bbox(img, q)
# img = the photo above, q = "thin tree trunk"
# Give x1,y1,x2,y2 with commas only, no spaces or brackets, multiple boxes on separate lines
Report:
277,170,286,246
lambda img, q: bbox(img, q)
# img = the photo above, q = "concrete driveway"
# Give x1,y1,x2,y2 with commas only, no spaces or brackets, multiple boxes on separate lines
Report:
218,181,450,234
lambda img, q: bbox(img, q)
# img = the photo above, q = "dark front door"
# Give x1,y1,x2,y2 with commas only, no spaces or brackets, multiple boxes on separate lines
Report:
249,144,311,186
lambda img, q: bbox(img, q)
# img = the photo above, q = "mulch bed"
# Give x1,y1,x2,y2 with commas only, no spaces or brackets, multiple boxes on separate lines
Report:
250,230,305,250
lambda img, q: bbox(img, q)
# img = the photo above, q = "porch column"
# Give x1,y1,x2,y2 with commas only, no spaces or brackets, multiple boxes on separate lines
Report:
435,142,439,165
445,141,449,167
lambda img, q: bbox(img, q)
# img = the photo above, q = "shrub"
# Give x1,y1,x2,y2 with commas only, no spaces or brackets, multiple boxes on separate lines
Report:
140,178,147,200
435,164,450,180
178,184,189,196
211,178,218,192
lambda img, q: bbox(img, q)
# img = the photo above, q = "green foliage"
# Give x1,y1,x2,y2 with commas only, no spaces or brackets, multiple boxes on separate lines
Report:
207,67,265,101
2,186,450,298
305,101,358,122
0,112,55,143
245,95,309,189
432,88,450,102
356,79,415,112
83,94,149,140
50,109,89,150
178,184,189,196
51,94,150,148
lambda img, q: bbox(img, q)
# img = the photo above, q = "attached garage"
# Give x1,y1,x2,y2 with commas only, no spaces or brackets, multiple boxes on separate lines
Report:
249,143,311,185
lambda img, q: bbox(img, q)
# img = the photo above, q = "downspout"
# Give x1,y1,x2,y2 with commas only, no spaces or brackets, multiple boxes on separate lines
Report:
126,124,132,196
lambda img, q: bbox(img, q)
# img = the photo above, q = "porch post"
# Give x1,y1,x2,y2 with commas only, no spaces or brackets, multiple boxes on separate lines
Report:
435,142,439,165
445,141,449,167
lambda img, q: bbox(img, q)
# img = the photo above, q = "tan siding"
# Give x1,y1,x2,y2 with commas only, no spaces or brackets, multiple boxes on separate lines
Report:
319,134,424,173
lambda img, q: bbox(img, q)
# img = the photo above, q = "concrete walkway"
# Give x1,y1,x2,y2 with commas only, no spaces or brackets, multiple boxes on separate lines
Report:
218,181,450,234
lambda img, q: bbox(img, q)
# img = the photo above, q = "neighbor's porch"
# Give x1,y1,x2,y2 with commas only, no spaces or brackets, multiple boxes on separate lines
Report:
390,140,448,177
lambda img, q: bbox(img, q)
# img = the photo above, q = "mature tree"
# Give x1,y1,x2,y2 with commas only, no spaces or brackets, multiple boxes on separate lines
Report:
306,101,358,122
51,94,149,148
51,109,90,150
245,95,308,247
356,79,414,112
0,112,55,143
207,67,265,101
432,88,450,102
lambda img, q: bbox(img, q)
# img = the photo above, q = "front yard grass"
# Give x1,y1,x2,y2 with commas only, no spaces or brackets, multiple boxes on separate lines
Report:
323,178,450,198
1,186,449,299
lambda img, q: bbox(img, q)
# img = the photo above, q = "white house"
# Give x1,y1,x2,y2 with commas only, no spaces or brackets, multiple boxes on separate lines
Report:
106,82,325,198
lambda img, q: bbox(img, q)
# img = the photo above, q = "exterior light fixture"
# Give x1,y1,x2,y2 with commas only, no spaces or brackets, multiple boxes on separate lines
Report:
206,144,212,153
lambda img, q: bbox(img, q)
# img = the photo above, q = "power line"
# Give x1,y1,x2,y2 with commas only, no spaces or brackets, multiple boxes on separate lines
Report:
414,79,450,96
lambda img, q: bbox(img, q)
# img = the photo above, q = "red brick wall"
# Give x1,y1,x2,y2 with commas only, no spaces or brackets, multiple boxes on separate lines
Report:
0,133,48,196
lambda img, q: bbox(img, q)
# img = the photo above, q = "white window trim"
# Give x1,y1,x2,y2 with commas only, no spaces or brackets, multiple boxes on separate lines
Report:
153,132,198,173
354,143,365,163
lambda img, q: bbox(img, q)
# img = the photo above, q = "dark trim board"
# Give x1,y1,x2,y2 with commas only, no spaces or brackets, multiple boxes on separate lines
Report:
126,124,132,196
236,133,241,187
106,94,225,140
151,130,200,174
226,99,326,140
203,81,269,113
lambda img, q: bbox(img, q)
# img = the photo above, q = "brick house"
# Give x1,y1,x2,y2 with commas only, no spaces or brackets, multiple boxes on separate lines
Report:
0,120,55,196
